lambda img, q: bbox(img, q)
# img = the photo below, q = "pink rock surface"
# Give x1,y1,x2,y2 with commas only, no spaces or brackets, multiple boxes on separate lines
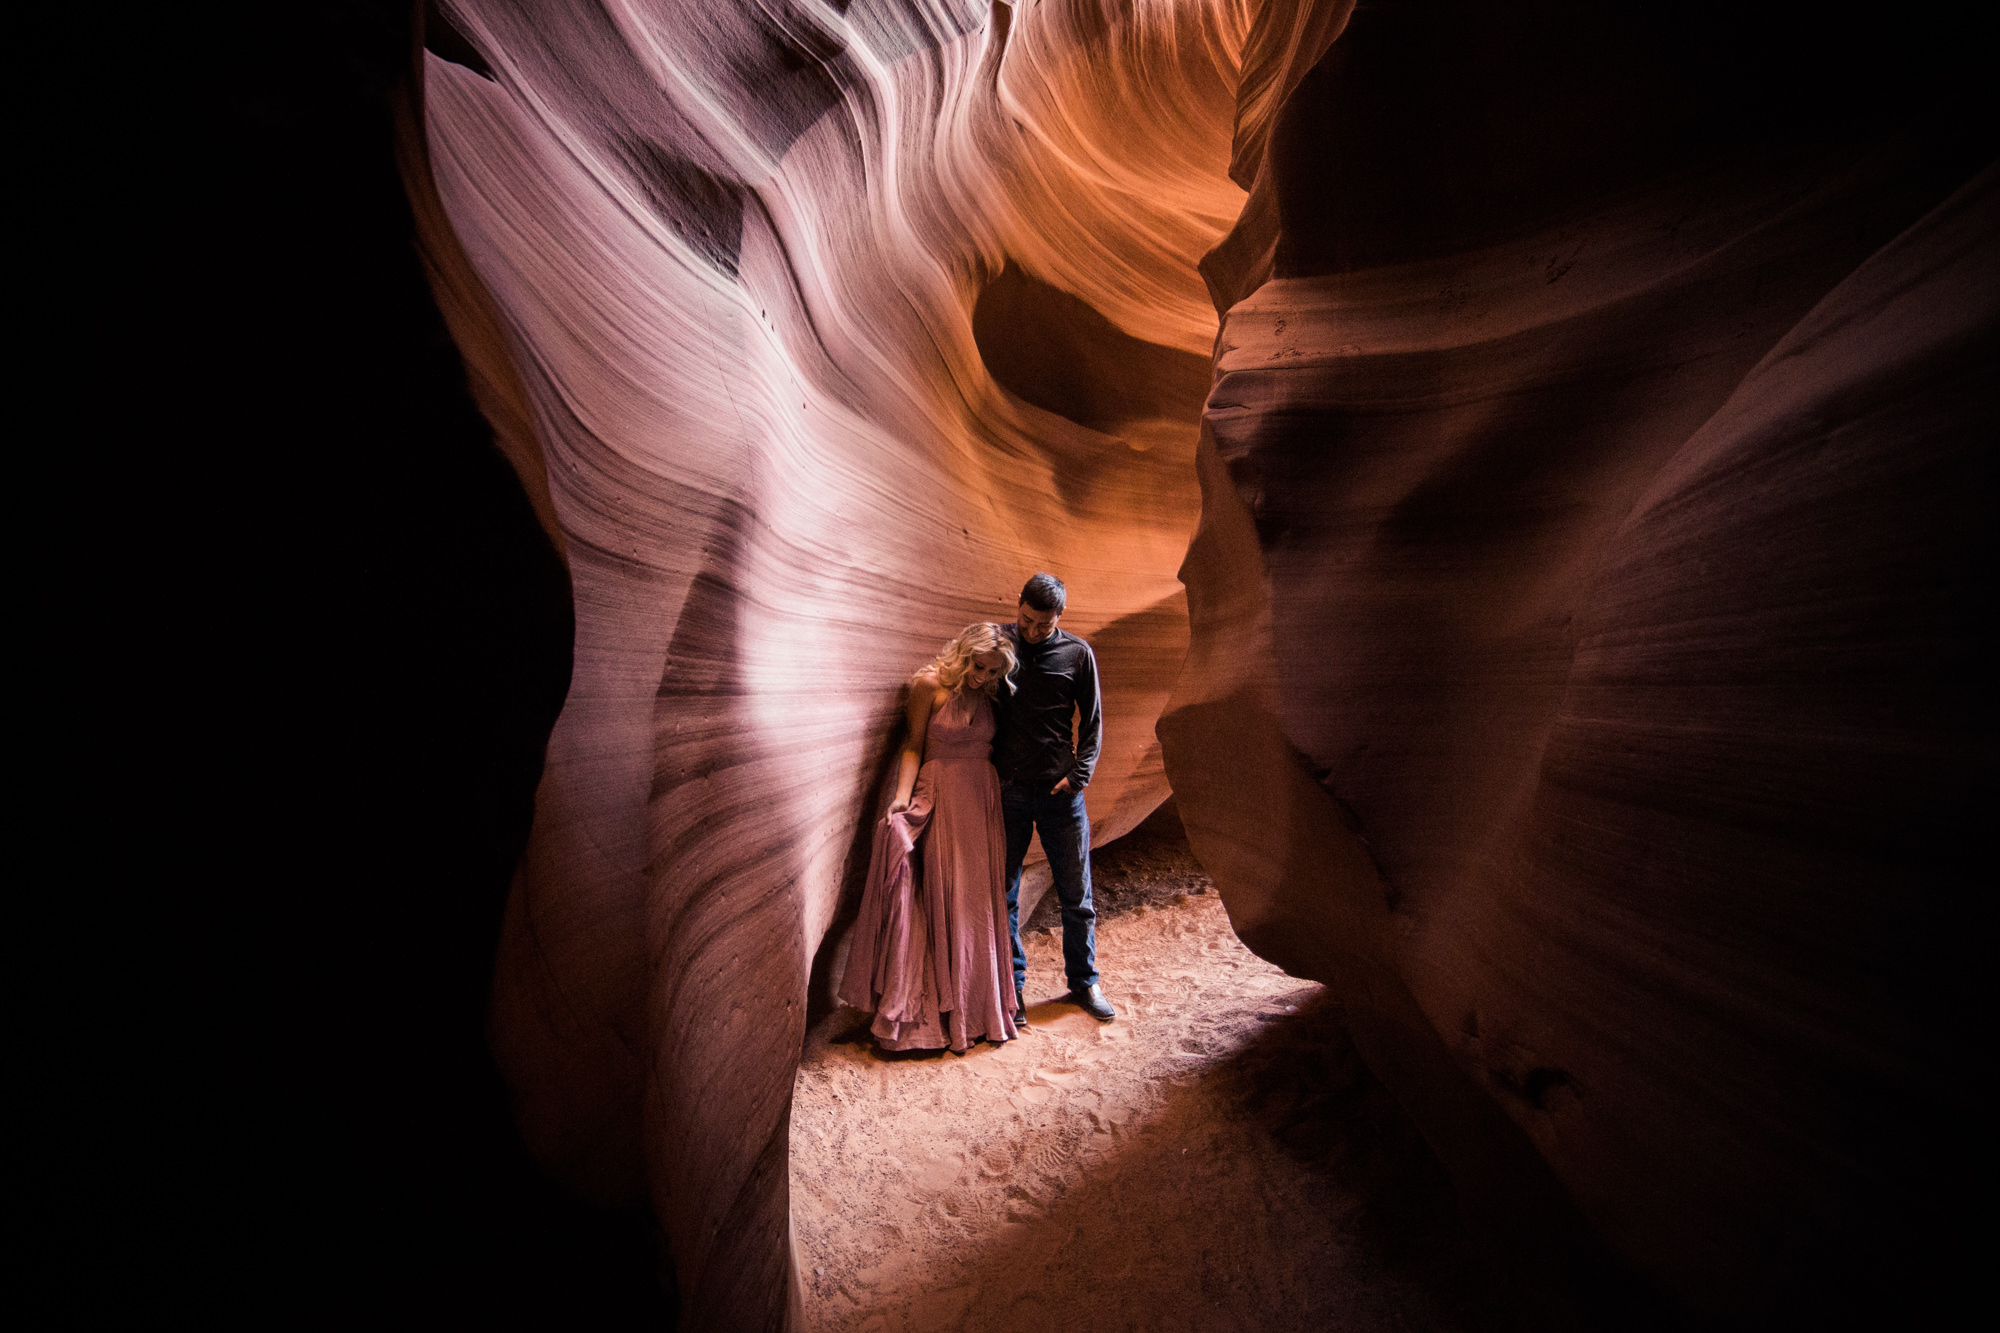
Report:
417,2,1242,1324
1163,4,1991,1322
405,0,1990,1324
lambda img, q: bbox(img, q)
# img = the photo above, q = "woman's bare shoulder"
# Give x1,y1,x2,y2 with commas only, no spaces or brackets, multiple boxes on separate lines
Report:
909,669,948,708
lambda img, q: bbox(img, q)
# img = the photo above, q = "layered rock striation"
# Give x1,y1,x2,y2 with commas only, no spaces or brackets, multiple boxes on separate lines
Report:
416,2,1245,1326
407,0,1991,1326
1164,1,1992,1324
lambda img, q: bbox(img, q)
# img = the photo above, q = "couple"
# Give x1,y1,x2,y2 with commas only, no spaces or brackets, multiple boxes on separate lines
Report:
838,573,1115,1053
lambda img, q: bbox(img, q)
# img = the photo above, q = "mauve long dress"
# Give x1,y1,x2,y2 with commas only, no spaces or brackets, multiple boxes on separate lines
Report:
838,688,1019,1052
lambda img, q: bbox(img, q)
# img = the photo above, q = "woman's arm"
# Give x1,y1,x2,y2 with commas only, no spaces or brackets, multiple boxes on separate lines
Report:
888,675,941,813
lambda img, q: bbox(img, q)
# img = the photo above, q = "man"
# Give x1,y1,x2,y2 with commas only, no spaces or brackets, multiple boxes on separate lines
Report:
996,572,1115,1023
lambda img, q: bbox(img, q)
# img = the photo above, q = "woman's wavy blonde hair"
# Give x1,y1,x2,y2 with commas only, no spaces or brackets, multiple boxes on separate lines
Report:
919,621,1017,696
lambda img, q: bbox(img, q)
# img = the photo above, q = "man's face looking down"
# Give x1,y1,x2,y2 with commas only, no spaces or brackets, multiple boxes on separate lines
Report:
1017,602,1060,644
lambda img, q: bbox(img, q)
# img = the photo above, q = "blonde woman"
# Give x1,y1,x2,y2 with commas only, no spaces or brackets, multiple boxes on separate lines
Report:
838,623,1021,1052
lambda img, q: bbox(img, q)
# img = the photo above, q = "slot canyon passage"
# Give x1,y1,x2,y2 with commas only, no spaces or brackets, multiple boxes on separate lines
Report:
238,0,1990,1327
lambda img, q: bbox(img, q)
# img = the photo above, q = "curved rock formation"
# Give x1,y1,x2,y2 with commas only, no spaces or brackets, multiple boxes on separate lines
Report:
404,0,1990,1325
417,2,1243,1325
1163,1,1992,1324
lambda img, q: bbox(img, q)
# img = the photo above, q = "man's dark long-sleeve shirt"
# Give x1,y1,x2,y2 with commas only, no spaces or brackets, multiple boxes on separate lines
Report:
994,625,1102,791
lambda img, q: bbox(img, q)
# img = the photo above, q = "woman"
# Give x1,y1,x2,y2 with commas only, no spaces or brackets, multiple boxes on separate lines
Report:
838,623,1021,1052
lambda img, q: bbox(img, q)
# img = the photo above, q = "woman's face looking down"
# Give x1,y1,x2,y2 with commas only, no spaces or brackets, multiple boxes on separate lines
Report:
964,649,1009,691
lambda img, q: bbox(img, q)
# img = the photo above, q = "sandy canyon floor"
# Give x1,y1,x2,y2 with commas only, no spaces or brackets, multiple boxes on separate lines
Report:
791,808,1523,1332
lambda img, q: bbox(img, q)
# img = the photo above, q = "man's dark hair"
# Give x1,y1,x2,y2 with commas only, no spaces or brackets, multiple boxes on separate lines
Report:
1020,572,1067,612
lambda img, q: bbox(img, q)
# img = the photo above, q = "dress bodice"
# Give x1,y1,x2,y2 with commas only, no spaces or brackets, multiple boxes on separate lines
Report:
924,689,996,763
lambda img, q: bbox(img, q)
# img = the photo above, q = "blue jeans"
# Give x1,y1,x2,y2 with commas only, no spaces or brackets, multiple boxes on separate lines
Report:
1001,785,1098,994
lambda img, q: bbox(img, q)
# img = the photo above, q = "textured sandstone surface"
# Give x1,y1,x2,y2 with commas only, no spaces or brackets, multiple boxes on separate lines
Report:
1162,6,1992,1325
406,0,1991,1326
418,2,1246,1326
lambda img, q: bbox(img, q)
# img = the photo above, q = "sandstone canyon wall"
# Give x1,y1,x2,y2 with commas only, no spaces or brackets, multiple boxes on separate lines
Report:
415,2,1247,1326
1162,2,1991,1326
402,1,1992,1327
